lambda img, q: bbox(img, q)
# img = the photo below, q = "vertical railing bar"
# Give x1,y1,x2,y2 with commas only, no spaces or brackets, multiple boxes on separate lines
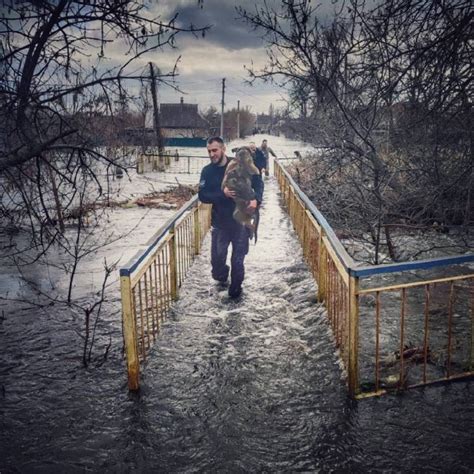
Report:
186,217,190,271
147,266,155,340
157,251,165,321
183,219,188,276
470,280,474,371
131,287,138,355
150,264,158,338
336,271,341,346
329,260,333,331
143,271,151,350
169,225,178,300
399,288,406,389
177,225,182,287
132,286,142,360
137,280,147,361
188,216,192,268
447,281,455,378
375,291,381,392
162,245,168,310
176,225,181,287
318,235,326,302
348,274,360,397
333,268,338,343
182,221,186,281
338,274,343,347
166,242,173,307
153,258,160,332
423,284,430,384
180,222,185,282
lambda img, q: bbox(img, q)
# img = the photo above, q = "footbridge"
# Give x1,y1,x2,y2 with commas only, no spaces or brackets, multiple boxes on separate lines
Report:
120,159,474,399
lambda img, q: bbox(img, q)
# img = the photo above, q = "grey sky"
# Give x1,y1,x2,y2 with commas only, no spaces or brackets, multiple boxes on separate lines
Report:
146,0,285,115
100,0,343,114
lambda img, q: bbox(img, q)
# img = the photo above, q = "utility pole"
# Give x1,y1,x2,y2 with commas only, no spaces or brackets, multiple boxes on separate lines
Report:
220,78,225,139
237,100,240,139
149,62,164,155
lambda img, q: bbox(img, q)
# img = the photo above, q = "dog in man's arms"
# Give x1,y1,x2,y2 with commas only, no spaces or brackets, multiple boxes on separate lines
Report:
222,146,260,240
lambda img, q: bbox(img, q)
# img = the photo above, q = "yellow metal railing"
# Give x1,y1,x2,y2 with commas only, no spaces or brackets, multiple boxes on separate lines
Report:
120,195,211,390
275,159,474,398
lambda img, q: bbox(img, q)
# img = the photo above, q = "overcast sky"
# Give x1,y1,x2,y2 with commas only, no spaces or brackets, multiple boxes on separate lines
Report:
97,0,342,115
146,0,284,115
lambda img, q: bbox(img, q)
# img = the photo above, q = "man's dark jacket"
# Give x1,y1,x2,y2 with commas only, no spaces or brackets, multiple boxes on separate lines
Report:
253,148,266,172
198,158,264,229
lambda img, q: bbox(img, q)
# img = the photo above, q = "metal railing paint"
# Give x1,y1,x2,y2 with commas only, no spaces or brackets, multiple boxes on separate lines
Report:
275,159,474,398
120,195,212,390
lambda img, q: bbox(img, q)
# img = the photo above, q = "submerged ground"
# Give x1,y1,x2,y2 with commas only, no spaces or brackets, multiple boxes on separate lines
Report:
1,136,473,472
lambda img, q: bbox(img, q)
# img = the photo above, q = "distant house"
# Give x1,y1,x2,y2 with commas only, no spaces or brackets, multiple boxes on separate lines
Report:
160,98,209,139
123,98,210,147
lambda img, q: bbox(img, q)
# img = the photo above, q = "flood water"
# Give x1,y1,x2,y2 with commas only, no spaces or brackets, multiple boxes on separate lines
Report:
1,136,473,472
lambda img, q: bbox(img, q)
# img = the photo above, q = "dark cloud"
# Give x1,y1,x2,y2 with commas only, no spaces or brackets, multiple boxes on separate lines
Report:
170,0,266,51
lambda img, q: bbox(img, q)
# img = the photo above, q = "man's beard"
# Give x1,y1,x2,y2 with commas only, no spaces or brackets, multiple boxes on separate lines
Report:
214,153,225,165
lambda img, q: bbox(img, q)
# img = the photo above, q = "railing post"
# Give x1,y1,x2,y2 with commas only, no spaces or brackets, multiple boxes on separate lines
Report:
120,274,140,390
194,205,201,255
348,274,360,397
169,224,178,299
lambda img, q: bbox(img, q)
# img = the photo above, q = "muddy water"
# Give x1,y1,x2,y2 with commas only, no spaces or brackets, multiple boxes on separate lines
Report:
1,137,474,472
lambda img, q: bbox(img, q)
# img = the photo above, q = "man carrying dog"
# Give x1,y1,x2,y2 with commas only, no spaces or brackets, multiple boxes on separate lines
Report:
199,137,263,298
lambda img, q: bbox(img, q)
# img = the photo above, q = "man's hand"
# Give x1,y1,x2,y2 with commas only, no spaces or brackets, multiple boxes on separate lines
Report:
246,199,258,214
223,186,236,199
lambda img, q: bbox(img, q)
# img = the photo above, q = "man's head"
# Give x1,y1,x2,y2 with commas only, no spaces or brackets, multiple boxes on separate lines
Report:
261,139,268,148
207,136,226,166
249,142,256,152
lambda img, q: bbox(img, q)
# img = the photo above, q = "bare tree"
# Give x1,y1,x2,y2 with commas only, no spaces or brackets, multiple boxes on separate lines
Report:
0,1,209,360
1,0,208,257
239,0,472,263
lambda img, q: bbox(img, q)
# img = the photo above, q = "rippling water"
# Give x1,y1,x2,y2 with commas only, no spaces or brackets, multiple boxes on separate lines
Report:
1,141,474,472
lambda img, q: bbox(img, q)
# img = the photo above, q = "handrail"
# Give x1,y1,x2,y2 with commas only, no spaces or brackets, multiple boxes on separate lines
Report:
120,194,199,277
351,254,474,277
276,159,356,270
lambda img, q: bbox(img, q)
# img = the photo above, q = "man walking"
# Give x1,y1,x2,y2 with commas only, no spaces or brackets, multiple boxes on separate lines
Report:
260,139,277,177
199,137,264,298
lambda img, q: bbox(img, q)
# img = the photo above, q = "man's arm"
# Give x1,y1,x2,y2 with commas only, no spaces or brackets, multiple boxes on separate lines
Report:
269,147,277,157
198,168,227,204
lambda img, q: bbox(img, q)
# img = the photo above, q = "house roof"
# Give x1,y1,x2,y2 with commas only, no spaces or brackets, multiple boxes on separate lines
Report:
160,102,209,129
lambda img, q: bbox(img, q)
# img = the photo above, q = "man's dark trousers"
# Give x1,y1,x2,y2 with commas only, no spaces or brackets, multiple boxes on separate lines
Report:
211,224,249,290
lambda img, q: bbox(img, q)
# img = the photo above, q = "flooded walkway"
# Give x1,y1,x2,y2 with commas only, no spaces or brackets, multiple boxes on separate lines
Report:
1,169,474,472
119,178,351,471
